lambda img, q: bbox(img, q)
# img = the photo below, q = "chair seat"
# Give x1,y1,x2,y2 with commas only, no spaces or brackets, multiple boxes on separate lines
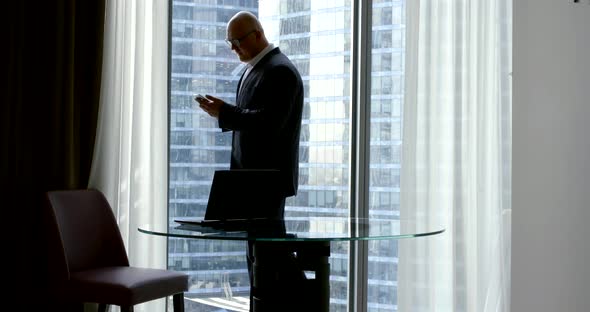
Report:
62,266,188,306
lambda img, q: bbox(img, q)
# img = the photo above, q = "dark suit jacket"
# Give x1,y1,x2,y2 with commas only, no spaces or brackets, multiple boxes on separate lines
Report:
218,47,304,197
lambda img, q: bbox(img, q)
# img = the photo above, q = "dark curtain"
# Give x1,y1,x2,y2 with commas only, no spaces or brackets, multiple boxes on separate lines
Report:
0,0,105,308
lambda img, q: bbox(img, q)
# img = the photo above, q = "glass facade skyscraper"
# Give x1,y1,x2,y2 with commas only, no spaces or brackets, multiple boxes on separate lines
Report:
168,1,404,311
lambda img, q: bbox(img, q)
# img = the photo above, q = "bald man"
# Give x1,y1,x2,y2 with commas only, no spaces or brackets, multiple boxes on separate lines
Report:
196,11,304,208
195,11,305,309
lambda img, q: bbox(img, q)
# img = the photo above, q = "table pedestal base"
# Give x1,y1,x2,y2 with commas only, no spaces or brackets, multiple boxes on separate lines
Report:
252,241,330,312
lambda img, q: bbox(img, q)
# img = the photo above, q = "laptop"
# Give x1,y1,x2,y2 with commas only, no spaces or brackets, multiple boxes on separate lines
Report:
174,169,285,227
203,169,285,221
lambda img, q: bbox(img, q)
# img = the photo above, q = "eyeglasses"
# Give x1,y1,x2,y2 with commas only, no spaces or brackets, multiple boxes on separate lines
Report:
225,30,257,48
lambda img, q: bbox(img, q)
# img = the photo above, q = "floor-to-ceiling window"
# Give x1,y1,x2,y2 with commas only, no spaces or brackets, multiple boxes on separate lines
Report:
168,1,404,311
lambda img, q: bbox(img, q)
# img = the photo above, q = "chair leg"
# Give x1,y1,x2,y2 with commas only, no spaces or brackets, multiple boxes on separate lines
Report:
120,306,134,312
173,293,185,312
98,303,109,312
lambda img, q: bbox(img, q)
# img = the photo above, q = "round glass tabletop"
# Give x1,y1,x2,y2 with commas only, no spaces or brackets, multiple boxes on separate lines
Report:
138,217,444,242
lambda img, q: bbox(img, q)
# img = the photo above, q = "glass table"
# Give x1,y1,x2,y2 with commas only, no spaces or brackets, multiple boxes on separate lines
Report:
139,217,444,312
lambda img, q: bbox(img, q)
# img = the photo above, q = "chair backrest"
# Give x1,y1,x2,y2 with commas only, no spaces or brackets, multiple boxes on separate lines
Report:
46,189,129,278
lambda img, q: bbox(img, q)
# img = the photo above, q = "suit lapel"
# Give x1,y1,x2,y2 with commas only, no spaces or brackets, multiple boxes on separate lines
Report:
235,47,281,107
236,67,247,103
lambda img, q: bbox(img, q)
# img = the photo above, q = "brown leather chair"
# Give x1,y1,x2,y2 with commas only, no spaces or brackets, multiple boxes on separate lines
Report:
45,189,188,312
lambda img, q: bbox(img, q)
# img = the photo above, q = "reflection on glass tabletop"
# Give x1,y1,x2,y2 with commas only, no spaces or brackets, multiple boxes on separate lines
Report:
138,217,444,242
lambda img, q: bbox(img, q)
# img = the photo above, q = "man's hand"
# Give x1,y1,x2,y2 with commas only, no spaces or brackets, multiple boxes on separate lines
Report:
195,94,225,118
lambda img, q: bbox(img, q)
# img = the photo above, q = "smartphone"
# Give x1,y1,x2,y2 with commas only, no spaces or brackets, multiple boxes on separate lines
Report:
194,94,206,102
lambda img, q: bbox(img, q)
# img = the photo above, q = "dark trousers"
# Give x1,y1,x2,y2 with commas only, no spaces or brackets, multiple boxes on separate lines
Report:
248,197,310,311
246,197,286,285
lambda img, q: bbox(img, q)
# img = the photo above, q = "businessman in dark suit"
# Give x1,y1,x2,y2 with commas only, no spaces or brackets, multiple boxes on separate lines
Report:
196,11,303,214
196,11,305,309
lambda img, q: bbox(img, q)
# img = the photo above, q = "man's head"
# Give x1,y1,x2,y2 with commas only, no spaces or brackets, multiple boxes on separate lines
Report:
226,11,269,62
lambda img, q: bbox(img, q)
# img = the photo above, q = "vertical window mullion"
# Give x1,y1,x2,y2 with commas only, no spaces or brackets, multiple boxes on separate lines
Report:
166,0,173,270
350,0,372,312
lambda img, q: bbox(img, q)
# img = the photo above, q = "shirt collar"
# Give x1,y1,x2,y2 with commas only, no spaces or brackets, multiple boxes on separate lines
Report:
246,43,276,68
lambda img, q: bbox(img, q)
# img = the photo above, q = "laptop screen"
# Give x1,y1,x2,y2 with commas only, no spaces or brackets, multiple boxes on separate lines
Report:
204,169,285,221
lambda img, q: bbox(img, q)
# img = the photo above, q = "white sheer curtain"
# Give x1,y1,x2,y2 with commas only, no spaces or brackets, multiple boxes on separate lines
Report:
88,0,169,311
399,0,512,311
